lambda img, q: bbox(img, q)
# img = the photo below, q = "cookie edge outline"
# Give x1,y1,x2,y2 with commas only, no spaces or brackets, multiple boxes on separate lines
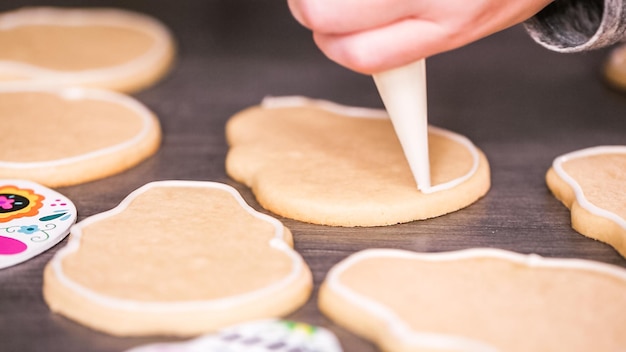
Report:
0,6,174,88
321,247,626,351
0,86,159,170
259,96,481,194
550,145,626,231
47,180,310,312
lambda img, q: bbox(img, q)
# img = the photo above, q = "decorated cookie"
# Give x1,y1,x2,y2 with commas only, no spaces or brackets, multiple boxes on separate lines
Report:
546,146,626,258
0,7,175,92
43,181,313,336
604,43,626,91
0,179,76,269
226,97,490,226
0,86,161,187
126,319,342,352
319,248,626,352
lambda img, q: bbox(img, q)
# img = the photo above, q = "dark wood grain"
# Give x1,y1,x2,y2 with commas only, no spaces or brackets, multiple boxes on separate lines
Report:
1,1,625,351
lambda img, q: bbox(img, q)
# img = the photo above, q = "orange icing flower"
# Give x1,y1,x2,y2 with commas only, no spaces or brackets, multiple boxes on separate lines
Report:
0,185,44,223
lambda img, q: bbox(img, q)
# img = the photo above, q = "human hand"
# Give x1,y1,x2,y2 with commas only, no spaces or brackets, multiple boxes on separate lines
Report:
288,0,554,74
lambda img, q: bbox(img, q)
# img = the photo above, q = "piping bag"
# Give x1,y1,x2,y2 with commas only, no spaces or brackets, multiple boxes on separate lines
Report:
373,59,431,192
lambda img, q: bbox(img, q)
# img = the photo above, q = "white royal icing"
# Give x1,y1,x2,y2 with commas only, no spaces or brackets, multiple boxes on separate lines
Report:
0,7,172,87
0,86,157,170
49,180,307,312
373,59,432,191
325,248,626,352
261,96,480,194
552,145,626,231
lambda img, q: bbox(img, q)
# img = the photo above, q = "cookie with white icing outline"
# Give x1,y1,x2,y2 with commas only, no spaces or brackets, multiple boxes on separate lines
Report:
226,97,490,227
0,7,175,92
546,145,626,258
0,87,161,187
319,248,626,352
43,181,313,336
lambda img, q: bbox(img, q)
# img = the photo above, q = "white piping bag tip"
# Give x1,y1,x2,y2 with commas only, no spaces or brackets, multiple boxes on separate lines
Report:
373,59,431,191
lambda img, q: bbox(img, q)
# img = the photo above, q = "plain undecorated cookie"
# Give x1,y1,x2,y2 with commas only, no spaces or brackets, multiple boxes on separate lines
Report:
604,44,626,91
546,145,626,258
0,87,161,187
43,181,313,336
319,248,626,352
226,97,490,227
0,7,175,92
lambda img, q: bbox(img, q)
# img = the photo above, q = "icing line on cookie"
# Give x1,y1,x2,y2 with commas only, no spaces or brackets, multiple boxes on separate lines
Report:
50,180,307,312
0,7,172,85
261,96,480,194
0,86,157,169
552,145,626,230
326,248,626,351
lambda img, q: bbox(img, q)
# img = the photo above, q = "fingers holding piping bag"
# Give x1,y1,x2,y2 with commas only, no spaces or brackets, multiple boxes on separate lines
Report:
288,0,554,74
288,0,554,192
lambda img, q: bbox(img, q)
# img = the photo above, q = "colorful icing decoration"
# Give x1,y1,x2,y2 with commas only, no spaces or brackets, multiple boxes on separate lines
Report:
0,179,76,269
547,146,626,257
0,185,44,222
125,319,343,352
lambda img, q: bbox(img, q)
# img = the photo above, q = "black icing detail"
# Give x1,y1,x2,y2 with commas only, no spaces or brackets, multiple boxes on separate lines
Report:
0,194,29,214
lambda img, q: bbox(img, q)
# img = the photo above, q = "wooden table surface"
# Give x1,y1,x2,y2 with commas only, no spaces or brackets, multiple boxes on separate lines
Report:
1,1,625,351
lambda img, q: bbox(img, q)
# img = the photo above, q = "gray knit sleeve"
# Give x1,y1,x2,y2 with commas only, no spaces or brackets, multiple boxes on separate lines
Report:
524,0,626,52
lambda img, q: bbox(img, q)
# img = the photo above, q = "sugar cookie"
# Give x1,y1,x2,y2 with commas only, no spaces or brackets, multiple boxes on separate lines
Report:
226,97,490,226
43,181,313,336
0,7,175,92
125,319,342,352
0,87,161,187
604,44,626,91
319,248,626,352
546,146,626,257
0,179,76,269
